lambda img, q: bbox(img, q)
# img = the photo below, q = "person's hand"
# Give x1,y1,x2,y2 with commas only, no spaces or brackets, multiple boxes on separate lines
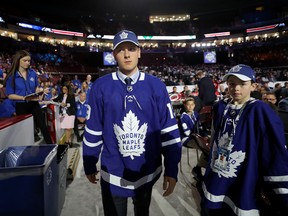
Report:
162,176,176,197
60,102,66,107
78,117,86,123
24,95,40,101
86,172,99,184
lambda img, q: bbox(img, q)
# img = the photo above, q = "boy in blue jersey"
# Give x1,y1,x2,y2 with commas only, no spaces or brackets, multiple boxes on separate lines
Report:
201,64,288,216
74,91,88,142
179,97,199,148
82,30,182,216
178,97,208,189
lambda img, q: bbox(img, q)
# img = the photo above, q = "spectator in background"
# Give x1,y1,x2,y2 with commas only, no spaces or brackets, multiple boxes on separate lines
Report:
4,50,53,144
74,91,88,142
262,81,271,92
180,85,191,99
85,74,93,91
250,83,262,100
281,81,288,99
274,83,283,105
196,70,216,106
72,74,82,90
263,92,278,113
278,96,288,111
264,92,278,105
169,86,178,95
50,87,58,100
178,97,207,183
81,81,90,102
53,84,76,147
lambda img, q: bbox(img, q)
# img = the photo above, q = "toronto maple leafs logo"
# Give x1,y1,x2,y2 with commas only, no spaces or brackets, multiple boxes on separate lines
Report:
211,132,245,178
230,65,242,72
119,31,128,40
113,110,147,160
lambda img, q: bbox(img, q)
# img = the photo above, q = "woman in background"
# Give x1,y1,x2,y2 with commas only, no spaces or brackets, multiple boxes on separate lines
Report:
4,50,53,144
53,83,76,147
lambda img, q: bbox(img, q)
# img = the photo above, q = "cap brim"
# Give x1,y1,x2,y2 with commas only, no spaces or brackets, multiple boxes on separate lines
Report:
113,40,139,50
222,73,252,82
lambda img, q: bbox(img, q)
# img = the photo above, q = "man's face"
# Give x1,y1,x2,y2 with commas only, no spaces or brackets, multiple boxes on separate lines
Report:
79,93,86,102
113,42,140,76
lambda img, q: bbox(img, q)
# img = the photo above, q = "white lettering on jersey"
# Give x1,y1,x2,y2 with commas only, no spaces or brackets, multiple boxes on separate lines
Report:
114,110,147,160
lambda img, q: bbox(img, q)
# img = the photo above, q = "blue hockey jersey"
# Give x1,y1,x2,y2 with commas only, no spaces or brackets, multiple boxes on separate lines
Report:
179,111,199,146
75,100,88,118
202,98,288,215
83,71,182,197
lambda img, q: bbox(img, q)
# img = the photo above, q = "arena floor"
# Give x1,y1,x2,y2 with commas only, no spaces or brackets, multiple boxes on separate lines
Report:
60,138,202,216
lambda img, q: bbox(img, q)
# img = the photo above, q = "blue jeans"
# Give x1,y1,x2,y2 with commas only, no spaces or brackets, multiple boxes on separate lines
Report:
101,188,152,216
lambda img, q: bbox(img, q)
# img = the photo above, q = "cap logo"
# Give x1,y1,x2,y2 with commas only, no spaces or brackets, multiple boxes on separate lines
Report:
119,31,128,39
230,65,242,72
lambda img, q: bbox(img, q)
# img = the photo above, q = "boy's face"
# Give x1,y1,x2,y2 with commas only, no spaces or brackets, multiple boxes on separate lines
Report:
184,101,195,113
113,42,140,76
227,76,256,104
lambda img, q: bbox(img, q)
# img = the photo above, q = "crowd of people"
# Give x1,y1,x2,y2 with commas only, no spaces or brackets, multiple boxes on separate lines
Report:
0,30,288,216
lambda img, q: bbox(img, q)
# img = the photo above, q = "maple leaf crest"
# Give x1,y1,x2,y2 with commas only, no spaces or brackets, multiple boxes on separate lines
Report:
114,110,147,160
211,132,246,178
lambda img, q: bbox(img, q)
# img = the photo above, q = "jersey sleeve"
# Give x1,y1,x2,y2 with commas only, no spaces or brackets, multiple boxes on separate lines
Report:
158,83,182,180
258,104,288,207
82,81,104,175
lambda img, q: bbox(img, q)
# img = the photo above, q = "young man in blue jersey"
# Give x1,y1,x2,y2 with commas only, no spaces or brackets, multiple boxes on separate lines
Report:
201,64,288,216
82,30,182,216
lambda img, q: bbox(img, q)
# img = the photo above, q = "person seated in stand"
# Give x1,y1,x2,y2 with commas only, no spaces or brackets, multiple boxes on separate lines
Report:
72,74,82,90
179,85,191,99
264,92,278,113
50,87,58,100
278,97,288,111
38,85,52,128
179,97,199,147
178,97,207,184
169,86,178,95
74,91,88,142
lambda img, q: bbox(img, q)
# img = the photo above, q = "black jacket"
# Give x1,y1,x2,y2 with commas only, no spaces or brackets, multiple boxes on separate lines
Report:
53,93,76,116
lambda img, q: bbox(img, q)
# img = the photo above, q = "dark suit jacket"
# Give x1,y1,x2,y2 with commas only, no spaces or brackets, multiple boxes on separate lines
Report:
197,77,216,106
53,93,76,116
